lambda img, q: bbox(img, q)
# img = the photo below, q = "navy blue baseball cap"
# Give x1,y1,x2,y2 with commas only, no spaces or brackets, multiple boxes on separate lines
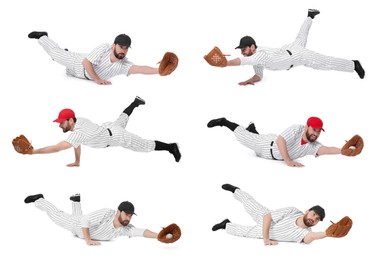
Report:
118,201,137,215
114,34,131,47
235,36,256,49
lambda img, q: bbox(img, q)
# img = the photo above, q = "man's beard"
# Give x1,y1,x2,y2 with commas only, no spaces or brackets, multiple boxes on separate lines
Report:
114,49,125,59
306,131,318,142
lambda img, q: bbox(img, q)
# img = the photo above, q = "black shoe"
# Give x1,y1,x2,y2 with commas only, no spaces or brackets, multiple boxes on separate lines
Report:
134,96,146,106
222,184,239,193
28,31,48,39
308,9,320,19
24,194,44,203
70,194,81,202
246,122,259,134
353,60,365,79
207,117,226,128
64,48,69,51
170,143,181,162
212,219,231,231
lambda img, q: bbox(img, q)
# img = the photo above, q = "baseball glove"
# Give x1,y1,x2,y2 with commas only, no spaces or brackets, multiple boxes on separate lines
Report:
159,52,179,76
157,223,181,243
12,135,34,154
204,46,228,67
341,134,364,156
326,216,353,238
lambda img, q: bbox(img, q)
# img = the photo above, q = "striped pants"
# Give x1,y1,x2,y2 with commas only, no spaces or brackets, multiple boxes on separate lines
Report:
234,126,278,159
284,17,354,72
38,36,87,79
34,198,82,236
103,113,156,152
225,190,269,238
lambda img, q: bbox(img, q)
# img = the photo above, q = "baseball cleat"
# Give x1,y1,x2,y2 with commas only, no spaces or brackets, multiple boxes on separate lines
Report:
28,31,48,39
24,194,44,203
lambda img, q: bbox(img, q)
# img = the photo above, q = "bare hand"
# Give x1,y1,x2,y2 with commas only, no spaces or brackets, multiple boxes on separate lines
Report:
67,162,80,167
238,79,255,86
264,239,278,246
95,79,112,85
286,160,304,167
86,240,101,246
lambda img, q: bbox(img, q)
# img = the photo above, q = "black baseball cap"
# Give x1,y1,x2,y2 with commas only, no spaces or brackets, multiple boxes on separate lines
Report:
114,34,131,47
235,36,256,49
309,205,325,221
118,201,137,215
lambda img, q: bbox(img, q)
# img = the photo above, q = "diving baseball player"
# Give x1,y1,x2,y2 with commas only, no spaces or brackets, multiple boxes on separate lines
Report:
225,9,365,85
212,184,330,245
28,32,164,85
207,116,342,167
28,96,181,165
24,193,159,245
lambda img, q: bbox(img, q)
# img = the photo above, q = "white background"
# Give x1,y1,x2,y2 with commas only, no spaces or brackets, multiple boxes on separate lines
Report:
1,0,377,259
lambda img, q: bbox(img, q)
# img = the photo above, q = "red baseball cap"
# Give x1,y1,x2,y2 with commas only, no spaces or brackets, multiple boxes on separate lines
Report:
307,117,324,131
53,108,75,123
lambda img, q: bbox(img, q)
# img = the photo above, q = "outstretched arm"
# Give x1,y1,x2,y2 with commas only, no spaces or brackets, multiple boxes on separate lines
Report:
129,65,158,75
239,74,261,85
276,136,304,167
316,146,341,156
143,229,158,239
227,57,241,66
82,58,111,85
82,227,101,246
67,145,81,167
32,141,72,154
303,231,327,244
262,213,279,246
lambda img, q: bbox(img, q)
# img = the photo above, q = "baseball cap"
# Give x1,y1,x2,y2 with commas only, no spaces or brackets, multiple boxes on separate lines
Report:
114,34,131,47
235,36,256,49
53,108,75,123
309,205,325,221
118,201,137,215
306,116,324,131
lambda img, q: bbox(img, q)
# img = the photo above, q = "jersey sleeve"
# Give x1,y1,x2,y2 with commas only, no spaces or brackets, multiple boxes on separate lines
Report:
65,131,87,149
270,207,299,223
121,224,146,237
279,125,302,143
86,44,108,65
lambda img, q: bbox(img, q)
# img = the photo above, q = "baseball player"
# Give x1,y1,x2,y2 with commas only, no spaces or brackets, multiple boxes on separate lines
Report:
225,9,365,85
24,193,160,245
28,32,165,85
207,116,341,167
212,184,328,245
31,96,181,165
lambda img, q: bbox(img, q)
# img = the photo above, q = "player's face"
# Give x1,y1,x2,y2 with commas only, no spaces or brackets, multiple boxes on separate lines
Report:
59,119,72,133
113,44,129,59
306,126,321,142
241,45,255,56
303,210,321,227
119,212,133,226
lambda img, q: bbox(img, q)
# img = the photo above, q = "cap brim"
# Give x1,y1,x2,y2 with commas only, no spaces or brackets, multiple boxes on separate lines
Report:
53,118,66,123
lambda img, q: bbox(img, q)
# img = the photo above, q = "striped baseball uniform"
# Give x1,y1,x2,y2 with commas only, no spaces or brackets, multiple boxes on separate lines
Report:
66,113,155,152
234,124,322,160
38,36,133,80
239,17,354,79
34,198,145,241
225,189,311,243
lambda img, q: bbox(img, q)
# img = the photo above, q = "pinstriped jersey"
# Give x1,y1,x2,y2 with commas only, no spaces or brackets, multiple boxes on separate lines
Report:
274,124,322,160
239,47,293,78
76,208,145,241
65,117,110,148
268,207,311,242
85,44,134,80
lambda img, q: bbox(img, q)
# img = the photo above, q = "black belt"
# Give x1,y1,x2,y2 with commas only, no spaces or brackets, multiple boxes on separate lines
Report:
270,141,278,160
286,50,294,70
83,69,90,80
106,128,112,147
